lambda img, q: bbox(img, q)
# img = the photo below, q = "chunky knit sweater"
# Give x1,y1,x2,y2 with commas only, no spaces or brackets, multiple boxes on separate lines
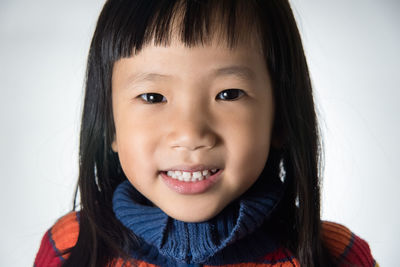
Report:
34,178,379,267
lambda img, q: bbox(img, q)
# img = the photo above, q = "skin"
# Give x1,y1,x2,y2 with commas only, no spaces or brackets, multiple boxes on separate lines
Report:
111,38,275,222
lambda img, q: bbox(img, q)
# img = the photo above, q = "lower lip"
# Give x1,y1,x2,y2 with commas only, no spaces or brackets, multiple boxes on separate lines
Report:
160,169,223,195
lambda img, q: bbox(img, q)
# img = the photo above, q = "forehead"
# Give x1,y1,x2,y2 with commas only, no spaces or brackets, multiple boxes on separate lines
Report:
113,37,264,80
117,24,265,76
112,1,266,80
111,39,271,97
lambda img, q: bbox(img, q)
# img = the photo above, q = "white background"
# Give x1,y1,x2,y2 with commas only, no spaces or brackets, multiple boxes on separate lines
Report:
0,1,398,266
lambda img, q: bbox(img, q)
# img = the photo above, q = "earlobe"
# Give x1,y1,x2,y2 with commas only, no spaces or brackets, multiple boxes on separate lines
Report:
111,139,118,152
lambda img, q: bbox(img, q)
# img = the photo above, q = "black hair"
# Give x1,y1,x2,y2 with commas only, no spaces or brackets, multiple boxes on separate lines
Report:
63,0,336,266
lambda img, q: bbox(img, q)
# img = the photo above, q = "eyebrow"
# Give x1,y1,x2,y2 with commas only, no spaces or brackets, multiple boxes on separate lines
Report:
212,65,255,81
128,65,256,85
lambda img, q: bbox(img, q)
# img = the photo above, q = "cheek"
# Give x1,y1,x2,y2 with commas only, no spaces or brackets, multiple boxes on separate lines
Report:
115,117,160,179
227,125,271,178
222,103,273,182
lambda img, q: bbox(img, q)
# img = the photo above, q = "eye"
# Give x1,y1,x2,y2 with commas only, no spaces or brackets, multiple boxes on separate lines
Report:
138,93,166,104
216,89,245,101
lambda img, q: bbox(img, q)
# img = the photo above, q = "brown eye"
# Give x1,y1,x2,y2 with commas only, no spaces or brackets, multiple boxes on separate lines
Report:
138,93,166,104
217,89,245,101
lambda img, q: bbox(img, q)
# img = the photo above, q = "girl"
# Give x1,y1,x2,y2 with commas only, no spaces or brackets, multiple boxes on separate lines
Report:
34,0,378,266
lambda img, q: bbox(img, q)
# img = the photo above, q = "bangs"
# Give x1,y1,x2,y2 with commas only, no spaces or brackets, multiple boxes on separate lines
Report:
97,0,263,61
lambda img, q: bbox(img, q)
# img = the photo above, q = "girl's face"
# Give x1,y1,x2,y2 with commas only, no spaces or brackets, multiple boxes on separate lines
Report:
111,38,275,222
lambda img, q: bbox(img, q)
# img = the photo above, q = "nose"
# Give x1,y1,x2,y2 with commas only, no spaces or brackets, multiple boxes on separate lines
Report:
167,103,217,151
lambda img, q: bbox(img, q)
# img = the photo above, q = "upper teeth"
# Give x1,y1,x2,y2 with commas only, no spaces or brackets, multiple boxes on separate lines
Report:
166,169,217,182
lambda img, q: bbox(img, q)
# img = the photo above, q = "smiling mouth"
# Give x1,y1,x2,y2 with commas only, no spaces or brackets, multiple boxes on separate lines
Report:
159,169,223,194
160,169,220,182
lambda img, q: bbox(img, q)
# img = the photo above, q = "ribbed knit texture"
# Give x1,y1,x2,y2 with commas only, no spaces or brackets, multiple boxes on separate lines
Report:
112,174,287,266
34,182,379,267
34,212,80,266
321,221,378,267
34,212,379,267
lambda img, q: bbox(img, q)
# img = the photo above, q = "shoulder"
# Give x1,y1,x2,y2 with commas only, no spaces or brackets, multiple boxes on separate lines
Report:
321,220,379,267
34,211,80,267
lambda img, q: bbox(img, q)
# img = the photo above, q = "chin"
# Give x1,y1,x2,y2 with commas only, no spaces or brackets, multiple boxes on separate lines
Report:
163,204,224,223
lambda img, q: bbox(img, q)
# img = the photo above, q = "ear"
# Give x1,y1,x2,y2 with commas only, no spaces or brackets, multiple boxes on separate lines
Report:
111,137,118,152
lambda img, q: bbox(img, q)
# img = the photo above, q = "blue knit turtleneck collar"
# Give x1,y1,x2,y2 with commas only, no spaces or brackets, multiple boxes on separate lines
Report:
112,174,286,266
